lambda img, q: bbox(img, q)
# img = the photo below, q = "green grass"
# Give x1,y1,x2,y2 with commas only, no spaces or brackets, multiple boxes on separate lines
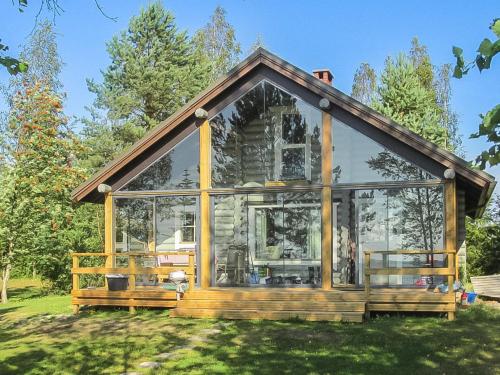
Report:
0,279,499,374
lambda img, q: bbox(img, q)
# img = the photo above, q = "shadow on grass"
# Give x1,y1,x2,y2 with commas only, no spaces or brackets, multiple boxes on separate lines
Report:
0,308,199,374
0,305,498,374
159,305,500,375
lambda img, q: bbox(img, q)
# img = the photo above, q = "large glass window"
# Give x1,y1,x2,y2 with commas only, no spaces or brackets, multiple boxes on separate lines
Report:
213,191,321,287
333,185,445,287
120,130,200,191
211,81,322,187
332,119,436,183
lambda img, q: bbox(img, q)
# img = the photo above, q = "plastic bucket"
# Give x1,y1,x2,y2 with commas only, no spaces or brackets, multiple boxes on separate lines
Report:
466,292,478,304
106,274,129,291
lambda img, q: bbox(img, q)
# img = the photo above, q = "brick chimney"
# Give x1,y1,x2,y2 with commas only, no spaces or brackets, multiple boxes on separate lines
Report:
313,69,333,85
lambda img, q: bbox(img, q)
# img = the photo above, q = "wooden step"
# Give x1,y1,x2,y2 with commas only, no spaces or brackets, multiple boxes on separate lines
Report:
176,300,366,312
170,308,364,322
183,289,365,302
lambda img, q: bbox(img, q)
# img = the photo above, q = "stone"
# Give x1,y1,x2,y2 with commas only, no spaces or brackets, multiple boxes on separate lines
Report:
156,352,176,360
138,361,161,369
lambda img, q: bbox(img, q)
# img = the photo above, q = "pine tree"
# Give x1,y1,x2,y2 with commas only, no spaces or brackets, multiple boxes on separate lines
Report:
83,2,211,171
86,2,208,135
373,54,447,148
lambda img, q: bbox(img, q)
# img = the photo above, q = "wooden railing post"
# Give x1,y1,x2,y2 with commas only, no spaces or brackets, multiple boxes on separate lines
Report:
364,252,371,319
188,253,195,290
72,254,80,314
128,254,136,314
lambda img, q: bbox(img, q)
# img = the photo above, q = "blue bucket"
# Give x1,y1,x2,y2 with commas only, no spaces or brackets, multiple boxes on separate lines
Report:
467,292,478,304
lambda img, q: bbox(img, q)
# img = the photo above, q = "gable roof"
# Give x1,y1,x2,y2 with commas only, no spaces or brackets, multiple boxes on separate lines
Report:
72,48,495,217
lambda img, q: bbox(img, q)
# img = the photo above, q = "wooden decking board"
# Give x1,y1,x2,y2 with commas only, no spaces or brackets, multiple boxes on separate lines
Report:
72,298,177,308
170,308,364,322
176,300,366,312
368,303,455,312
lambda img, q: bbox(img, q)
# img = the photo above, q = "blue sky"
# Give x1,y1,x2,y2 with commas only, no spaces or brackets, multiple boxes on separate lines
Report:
1,0,499,184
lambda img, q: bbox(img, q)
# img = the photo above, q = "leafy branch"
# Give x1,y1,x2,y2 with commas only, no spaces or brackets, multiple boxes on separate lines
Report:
453,18,500,169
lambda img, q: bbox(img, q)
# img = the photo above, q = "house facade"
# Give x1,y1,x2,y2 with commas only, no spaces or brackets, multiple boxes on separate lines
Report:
70,49,495,321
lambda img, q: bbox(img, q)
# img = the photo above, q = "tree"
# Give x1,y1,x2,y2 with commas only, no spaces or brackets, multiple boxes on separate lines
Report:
0,83,85,302
193,6,241,84
466,195,500,277
453,19,500,169
352,38,462,153
373,54,448,148
87,2,207,133
351,62,376,106
249,34,265,53
82,2,210,171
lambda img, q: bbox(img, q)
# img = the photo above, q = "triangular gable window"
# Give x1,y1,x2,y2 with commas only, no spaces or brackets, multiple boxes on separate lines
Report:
120,130,199,191
332,119,436,183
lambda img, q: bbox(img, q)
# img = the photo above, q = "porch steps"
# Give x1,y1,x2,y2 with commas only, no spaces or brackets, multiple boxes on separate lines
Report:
170,289,366,322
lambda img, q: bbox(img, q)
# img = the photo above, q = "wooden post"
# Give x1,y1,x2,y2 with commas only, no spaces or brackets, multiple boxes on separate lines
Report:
128,254,136,314
199,119,211,288
104,192,114,265
364,252,371,319
321,110,333,290
188,252,195,290
72,254,80,314
445,180,457,320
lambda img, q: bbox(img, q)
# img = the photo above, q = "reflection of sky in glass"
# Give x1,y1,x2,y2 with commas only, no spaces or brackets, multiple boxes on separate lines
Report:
333,119,435,183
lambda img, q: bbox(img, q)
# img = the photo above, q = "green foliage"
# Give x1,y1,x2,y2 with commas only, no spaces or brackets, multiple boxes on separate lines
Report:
351,62,376,105
465,195,500,277
87,1,208,131
0,84,86,293
82,2,211,171
373,54,449,148
352,38,461,153
453,19,500,169
193,6,241,84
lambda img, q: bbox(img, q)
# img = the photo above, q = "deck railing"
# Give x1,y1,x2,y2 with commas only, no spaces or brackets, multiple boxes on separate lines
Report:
71,251,196,292
363,250,457,298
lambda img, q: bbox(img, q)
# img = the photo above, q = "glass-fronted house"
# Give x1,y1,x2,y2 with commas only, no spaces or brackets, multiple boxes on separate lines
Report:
71,49,495,321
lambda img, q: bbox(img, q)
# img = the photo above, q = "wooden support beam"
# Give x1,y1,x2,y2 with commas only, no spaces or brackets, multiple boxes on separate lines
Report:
104,193,113,269
321,110,333,290
445,180,457,320
199,119,211,288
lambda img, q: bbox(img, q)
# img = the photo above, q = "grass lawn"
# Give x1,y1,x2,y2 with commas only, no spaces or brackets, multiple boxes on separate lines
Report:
0,279,499,374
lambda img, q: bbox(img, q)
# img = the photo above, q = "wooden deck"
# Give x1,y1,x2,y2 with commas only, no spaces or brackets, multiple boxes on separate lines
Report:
72,287,456,322
71,250,457,321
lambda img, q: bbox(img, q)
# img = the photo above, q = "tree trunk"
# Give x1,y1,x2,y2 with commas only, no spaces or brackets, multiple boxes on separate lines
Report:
1,262,11,304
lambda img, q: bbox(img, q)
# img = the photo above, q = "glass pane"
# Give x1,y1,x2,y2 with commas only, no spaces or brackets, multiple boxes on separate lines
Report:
114,198,154,252
281,148,306,180
211,81,322,187
156,196,198,251
120,130,200,191
332,118,436,183
354,186,444,287
213,191,321,287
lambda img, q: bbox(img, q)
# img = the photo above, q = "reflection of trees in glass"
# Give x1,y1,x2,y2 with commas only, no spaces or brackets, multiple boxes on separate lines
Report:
115,198,154,252
121,131,200,191
125,154,173,191
211,81,321,186
367,150,433,181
